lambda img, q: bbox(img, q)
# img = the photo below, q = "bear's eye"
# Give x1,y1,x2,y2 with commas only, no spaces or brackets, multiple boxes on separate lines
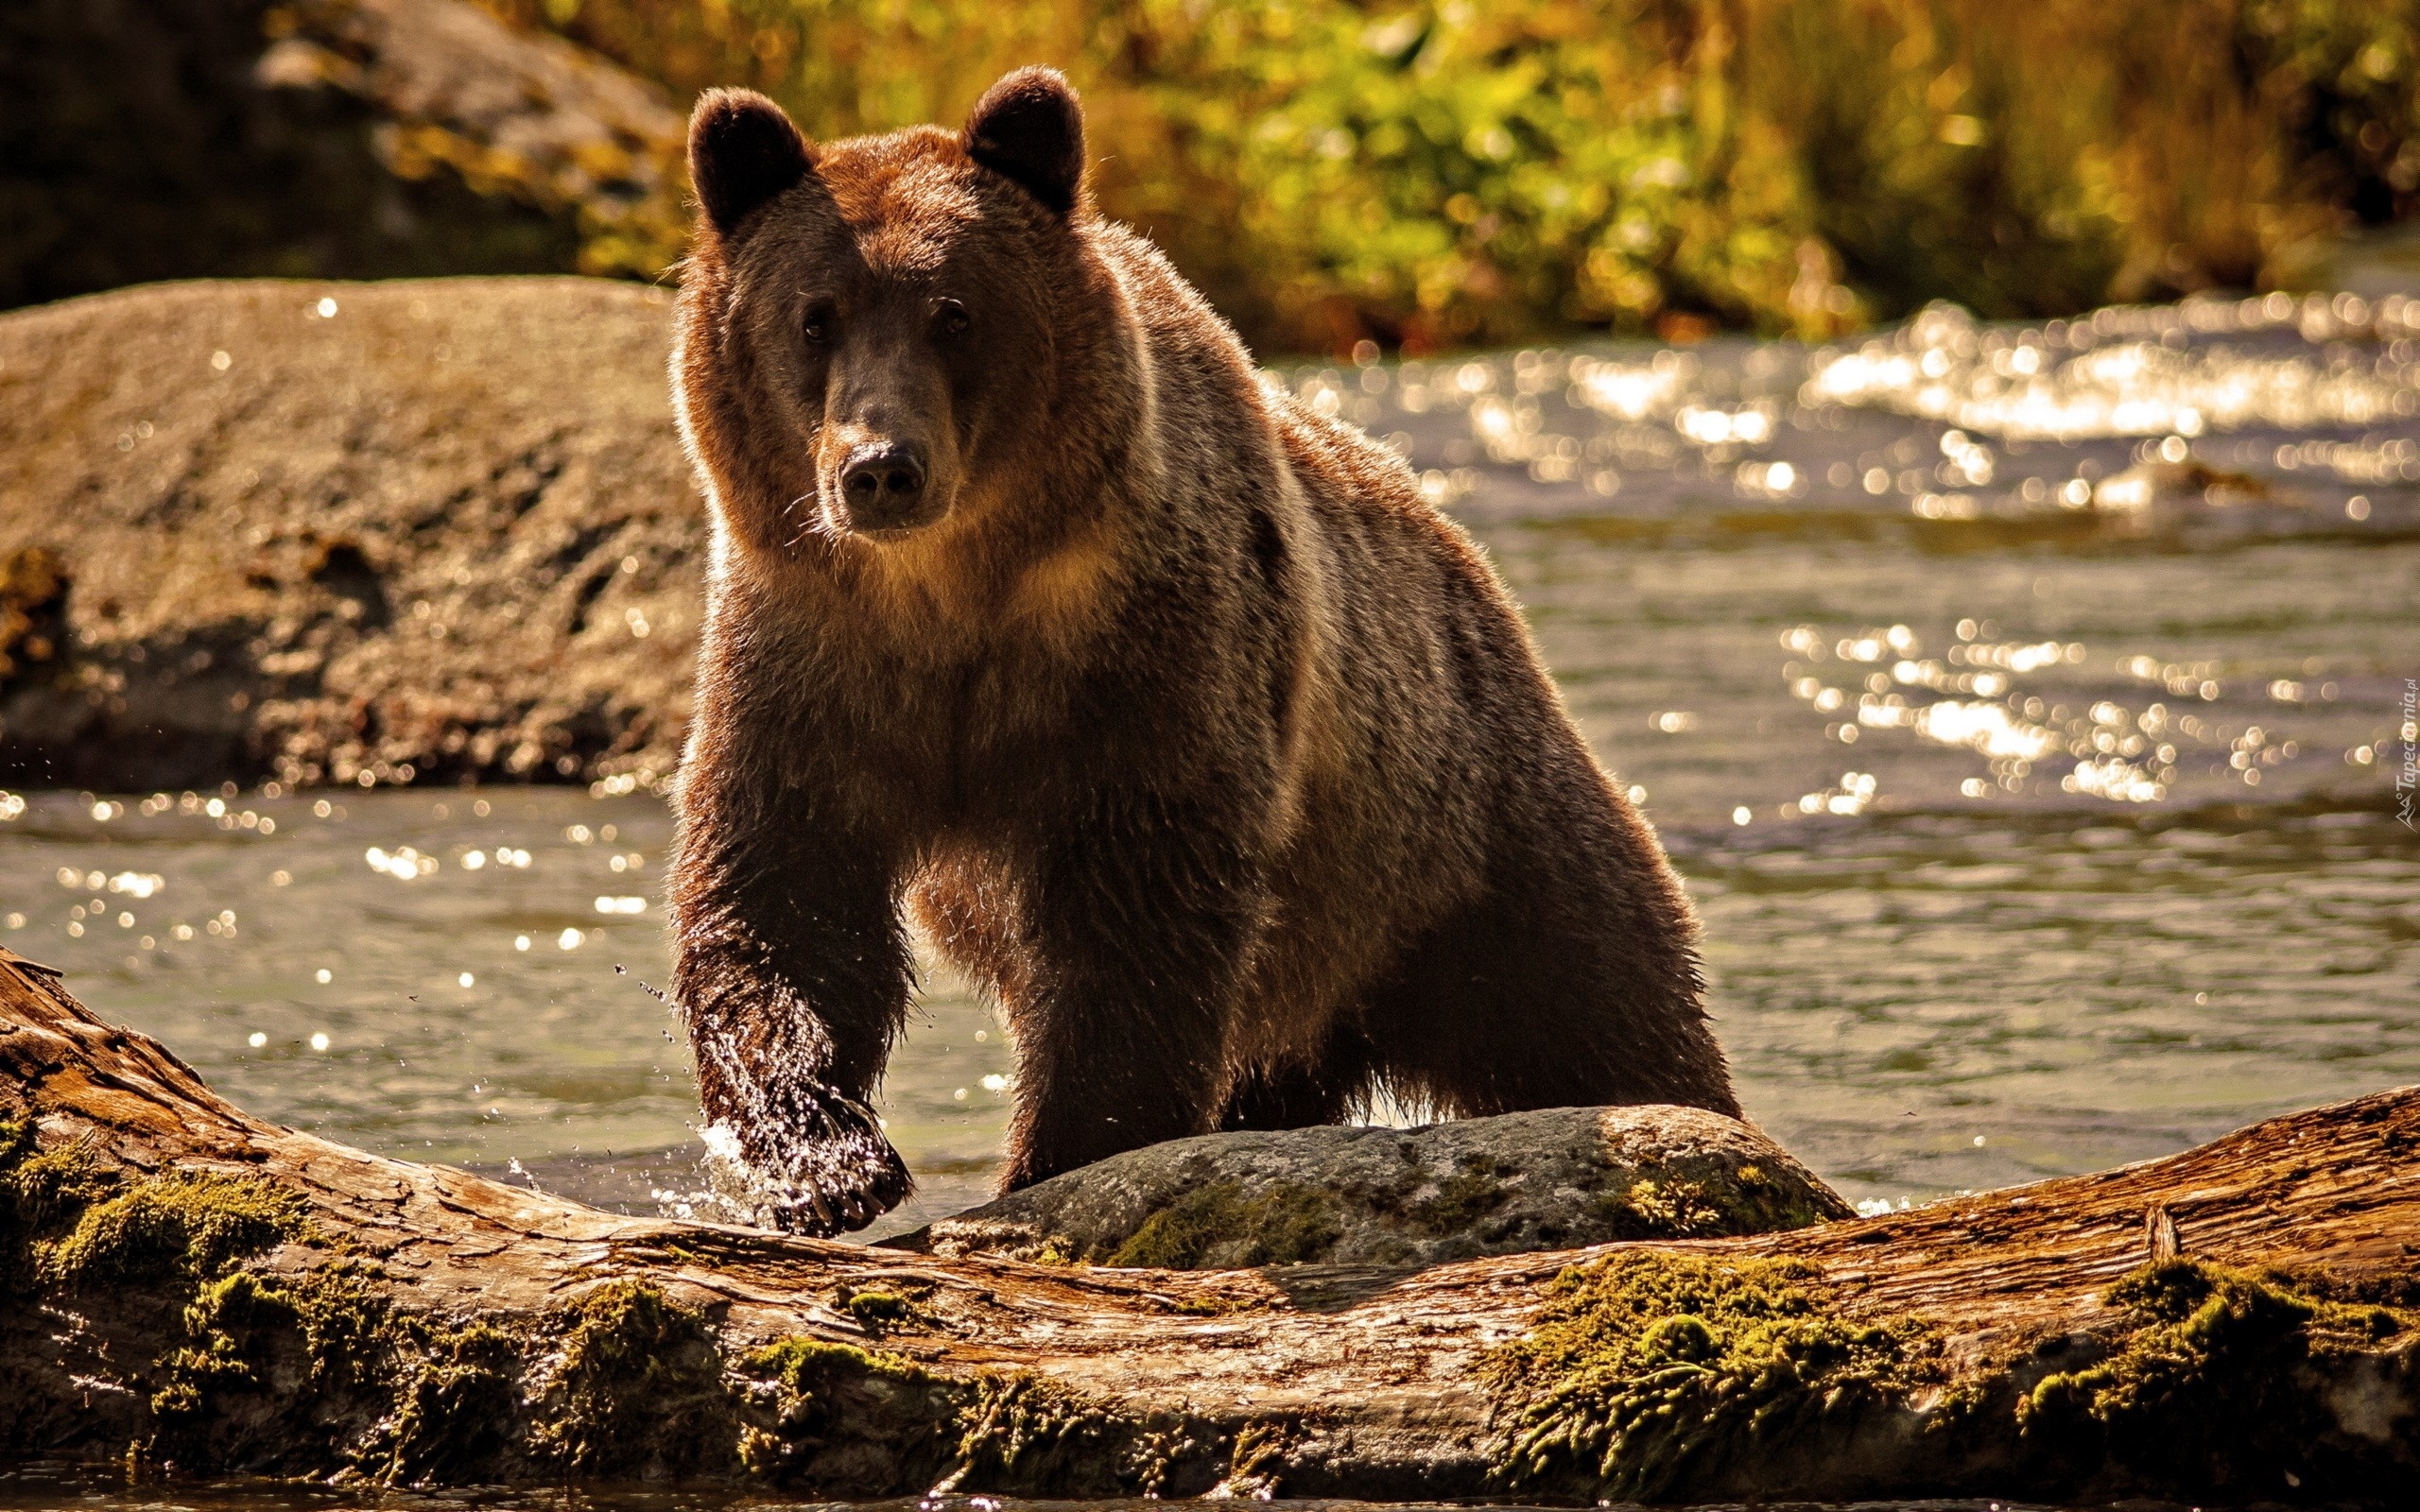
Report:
801,303,834,345
936,300,971,337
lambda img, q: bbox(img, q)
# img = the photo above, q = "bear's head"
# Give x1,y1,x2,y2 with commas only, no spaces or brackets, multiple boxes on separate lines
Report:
676,68,1114,559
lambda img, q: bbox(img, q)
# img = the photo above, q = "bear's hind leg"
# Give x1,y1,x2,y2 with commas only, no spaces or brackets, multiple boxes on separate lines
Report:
1365,846,1739,1121
1217,1024,1376,1131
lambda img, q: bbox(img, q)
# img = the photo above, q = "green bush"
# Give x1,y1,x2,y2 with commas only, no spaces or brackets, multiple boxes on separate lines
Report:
482,0,2418,351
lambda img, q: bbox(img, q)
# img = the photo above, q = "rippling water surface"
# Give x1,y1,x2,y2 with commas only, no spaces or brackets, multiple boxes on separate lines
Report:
3,291,2415,1239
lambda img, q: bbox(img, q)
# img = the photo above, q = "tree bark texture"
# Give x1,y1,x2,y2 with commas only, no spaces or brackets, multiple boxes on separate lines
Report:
1,947,2414,1503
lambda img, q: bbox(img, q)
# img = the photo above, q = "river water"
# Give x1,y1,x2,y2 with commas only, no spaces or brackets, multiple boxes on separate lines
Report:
2,293,2415,1244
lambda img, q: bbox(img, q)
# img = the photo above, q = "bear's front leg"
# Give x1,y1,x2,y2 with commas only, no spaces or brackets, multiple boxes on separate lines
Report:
998,791,1266,1190
669,784,913,1235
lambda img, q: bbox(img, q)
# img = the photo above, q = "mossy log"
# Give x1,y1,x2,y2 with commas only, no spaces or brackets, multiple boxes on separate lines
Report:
3,947,2415,1503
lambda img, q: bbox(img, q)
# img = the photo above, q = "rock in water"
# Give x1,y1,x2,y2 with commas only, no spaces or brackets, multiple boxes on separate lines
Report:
0,277,698,791
3,0,687,309
2090,460,2295,532
884,1106,1853,1268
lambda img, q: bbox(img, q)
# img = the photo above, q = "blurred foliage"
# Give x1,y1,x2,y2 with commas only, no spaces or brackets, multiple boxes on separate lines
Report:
473,0,2420,352
258,0,693,286
4,0,2411,348
0,0,583,311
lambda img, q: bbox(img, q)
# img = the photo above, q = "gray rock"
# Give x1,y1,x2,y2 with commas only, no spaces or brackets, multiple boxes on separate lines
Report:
882,1105,1853,1269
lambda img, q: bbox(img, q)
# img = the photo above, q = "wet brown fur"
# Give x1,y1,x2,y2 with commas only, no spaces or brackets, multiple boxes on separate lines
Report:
668,71,1737,1234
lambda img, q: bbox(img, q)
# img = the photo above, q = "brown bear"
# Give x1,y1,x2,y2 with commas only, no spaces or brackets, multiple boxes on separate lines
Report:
667,67,1739,1235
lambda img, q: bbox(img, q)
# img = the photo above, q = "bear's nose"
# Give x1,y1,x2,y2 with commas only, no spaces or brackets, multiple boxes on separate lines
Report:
838,441,928,524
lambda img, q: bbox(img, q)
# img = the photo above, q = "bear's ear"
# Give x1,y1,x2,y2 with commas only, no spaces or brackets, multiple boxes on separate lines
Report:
689,89,814,236
961,67,1086,215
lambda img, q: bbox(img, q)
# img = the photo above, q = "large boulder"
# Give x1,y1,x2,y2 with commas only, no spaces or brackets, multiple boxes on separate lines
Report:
884,1105,1854,1269
2,0,685,310
0,276,699,791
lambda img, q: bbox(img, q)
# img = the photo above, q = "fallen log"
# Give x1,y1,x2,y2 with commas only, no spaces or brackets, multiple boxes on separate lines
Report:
2,946,2414,1503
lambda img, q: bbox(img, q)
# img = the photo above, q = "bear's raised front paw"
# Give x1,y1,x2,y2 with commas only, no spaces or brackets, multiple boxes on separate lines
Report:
762,1155,913,1236
703,1080,912,1237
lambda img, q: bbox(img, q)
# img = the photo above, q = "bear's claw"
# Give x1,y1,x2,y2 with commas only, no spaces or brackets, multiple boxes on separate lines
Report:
761,1136,913,1237
707,1076,913,1237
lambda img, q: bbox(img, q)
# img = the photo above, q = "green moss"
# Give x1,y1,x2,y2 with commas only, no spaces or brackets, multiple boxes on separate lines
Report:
146,1253,532,1483
150,1271,276,1418
746,1334,928,1391
46,1171,305,1285
0,1120,108,1286
1167,1292,1250,1316
0,1116,31,1170
1489,1250,1945,1501
136,1252,539,1483
1106,1188,1232,1267
2018,1258,2413,1495
1106,1181,1340,1268
527,1279,736,1477
1409,1160,1510,1236
366,1319,521,1485
151,1261,388,1414
943,1371,1155,1496
735,1343,1189,1497
4,1129,122,1228
735,1336,963,1490
840,1288,916,1329
1617,1178,1721,1237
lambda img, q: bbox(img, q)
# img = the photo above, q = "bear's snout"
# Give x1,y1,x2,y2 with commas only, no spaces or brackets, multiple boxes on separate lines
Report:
836,439,933,533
